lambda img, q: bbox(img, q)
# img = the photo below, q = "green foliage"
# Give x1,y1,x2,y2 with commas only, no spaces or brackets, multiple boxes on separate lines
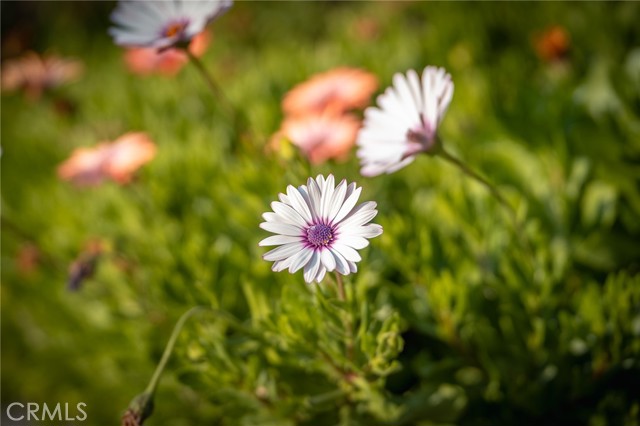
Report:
2,2,639,425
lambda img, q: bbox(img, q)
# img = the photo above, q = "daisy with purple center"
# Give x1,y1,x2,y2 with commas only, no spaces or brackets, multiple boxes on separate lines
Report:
109,0,232,50
356,66,454,177
259,175,383,284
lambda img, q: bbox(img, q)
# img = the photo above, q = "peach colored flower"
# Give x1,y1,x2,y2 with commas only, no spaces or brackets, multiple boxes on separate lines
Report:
1,51,83,100
534,26,570,63
282,67,378,117
124,31,211,76
279,113,361,165
58,132,157,186
103,133,157,183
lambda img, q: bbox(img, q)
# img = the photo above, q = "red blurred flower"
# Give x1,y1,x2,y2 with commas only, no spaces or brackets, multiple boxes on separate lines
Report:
1,51,83,100
534,26,570,62
124,31,211,76
58,132,157,186
279,113,361,165
282,67,378,116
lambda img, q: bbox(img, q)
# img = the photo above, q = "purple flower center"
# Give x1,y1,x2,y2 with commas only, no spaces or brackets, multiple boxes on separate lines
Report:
406,115,436,152
306,223,334,248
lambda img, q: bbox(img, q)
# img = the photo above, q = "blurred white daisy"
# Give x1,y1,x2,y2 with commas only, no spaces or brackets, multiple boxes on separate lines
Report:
259,175,383,284
109,0,232,49
356,66,454,177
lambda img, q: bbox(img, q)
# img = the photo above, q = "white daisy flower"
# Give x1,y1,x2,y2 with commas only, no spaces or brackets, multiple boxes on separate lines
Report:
259,175,383,284
109,0,232,49
356,66,454,177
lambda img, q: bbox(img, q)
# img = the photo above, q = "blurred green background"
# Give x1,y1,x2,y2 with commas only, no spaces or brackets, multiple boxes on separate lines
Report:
2,1,640,425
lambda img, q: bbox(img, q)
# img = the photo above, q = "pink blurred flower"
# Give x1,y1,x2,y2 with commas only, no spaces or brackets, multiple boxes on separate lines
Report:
58,132,157,186
282,67,378,116
124,31,211,76
279,113,361,165
1,51,83,100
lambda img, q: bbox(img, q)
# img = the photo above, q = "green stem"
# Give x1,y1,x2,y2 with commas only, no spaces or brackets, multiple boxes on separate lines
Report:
143,306,260,396
438,146,516,221
335,272,346,302
335,273,354,362
437,145,534,262
123,306,260,425
143,306,204,396
185,49,235,119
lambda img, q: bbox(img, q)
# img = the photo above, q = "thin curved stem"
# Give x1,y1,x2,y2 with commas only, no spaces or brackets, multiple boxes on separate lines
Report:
144,306,204,396
185,49,235,119
438,146,517,222
143,306,260,396
437,145,534,261
123,306,261,425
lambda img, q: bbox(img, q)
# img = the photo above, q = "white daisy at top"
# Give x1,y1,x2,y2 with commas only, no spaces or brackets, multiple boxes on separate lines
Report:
259,175,383,284
109,0,232,49
356,66,454,177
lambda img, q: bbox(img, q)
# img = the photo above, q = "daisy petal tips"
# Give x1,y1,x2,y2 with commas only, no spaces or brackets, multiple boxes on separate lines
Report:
259,175,383,284
356,66,454,177
109,0,232,49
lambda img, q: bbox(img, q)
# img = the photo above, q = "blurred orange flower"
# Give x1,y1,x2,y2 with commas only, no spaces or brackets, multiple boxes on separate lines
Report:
279,113,361,165
534,26,570,62
58,132,157,186
124,31,210,76
1,51,84,100
282,67,378,116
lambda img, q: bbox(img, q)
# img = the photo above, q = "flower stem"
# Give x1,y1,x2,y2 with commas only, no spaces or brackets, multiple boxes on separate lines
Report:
335,272,346,302
123,306,260,425
437,145,534,260
335,273,354,362
143,306,204,396
185,49,235,119
438,146,515,221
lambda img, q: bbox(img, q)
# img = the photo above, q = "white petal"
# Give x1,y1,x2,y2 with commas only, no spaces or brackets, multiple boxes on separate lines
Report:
332,186,362,224
339,202,378,228
303,251,321,283
332,243,362,262
327,179,348,223
259,222,303,236
263,243,304,262
306,177,322,221
286,185,313,223
297,184,319,222
320,249,336,272
340,223,383,239
259,235,302,246
271,201,308,227
337,235,369,250
315,267,327,283
320,174,336,221
329,248,350,275
289,248,314,273
271,260,289,272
